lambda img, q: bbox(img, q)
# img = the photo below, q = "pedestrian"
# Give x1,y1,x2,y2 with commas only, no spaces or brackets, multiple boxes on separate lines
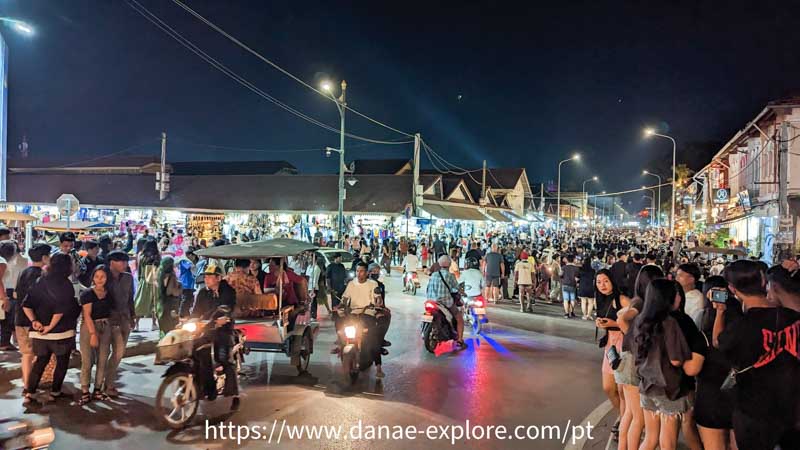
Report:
632,279,693,450
595,269,627,442
420,243,429,269
104,250,135,398
381,240,392,276
578,257,596,320
78,240,103,288
715,260,800,450
694,276,741,450
483,243,504,303
157,256,182,337
675,263,704,328
22,253,81,405
78,265,114,405
561,255,579,318
325,253,348,309
133,239,160,332
178,252,196,317
625,253,644,298
448,247,460,279
515,251,536,312
0,240,23,350
14,243,51,390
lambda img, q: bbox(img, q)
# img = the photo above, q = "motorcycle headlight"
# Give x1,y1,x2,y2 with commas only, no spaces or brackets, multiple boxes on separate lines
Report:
181,322,197,333
344,326,357,339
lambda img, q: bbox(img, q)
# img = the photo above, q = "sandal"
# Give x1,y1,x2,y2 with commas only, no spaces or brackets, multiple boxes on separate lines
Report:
93,390,109,401
78,391,91,406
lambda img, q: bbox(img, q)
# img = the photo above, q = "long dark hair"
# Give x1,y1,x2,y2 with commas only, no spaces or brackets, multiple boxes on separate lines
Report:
595,268,620,318
47,253,73,280
634,265,665,301
635,278,679,365
140,239,161,266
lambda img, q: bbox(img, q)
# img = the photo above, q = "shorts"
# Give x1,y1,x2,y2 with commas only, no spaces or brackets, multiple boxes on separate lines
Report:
602,330,623,375
562,285,577,302
613,350,639,386
485,276,501,287
15,326,33,355
640,391,692,415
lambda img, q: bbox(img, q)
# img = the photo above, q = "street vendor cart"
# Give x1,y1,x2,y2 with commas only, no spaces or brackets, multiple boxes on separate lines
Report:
195,238,320,374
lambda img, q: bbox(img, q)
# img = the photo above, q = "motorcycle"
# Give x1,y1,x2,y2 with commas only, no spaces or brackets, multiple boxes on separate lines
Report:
0,417,55,450
462,294,488,335
153,306,246,429
336,297,383,383
420,282,465,353
403,271,420,295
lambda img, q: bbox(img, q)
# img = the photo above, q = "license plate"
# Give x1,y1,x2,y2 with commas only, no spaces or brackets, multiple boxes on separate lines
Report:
421,315,433,322
473,308,486,315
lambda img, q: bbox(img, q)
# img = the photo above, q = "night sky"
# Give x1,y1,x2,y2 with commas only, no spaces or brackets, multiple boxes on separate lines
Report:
4,0,800,211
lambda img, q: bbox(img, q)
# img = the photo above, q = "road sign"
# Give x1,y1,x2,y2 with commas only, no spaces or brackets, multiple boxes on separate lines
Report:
56,194,79,217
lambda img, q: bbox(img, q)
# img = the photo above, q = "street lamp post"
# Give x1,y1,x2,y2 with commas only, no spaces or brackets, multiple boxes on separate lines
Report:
644,129,677,237
642,187,656,227
581,176,598,218
643,170,662,228
556,153,580,234
321,80,347,246
0,17,33,202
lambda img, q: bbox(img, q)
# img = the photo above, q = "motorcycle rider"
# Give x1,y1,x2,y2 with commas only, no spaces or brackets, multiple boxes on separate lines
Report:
426,255,465,348
333,262,384,377
459,257,484,301
188,265,239,411
401,248,420,292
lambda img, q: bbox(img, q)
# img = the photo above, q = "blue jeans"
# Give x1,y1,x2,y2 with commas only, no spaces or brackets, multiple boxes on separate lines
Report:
562,285,577,302
104,320,131,391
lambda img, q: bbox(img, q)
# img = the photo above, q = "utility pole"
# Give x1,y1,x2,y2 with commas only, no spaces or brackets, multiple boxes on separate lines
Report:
777,121,795,259
157,131,169,201
539,183,545,214
337,81,347,244
481,160,487,203
412,133,421,215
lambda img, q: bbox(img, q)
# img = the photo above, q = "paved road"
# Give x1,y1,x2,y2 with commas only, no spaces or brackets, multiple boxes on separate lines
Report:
0,274,609,449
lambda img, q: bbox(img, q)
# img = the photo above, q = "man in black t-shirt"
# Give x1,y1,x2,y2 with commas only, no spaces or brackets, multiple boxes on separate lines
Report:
717,260,800,450
326,254,348,308
625,254,644,297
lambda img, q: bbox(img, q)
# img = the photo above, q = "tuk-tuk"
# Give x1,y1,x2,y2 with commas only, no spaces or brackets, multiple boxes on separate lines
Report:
195,238,320,374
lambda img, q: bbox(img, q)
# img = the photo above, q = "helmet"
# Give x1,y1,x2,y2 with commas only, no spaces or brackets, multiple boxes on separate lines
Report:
465,257,480,270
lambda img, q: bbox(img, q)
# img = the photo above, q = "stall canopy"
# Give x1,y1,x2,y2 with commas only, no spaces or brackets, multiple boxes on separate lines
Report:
0,212,37,222
483,209,512,222
196,238,318,259
420,203,488,221
35,221,115,231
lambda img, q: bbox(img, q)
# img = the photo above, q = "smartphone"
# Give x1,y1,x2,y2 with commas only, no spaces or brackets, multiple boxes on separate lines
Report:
711,289,728,303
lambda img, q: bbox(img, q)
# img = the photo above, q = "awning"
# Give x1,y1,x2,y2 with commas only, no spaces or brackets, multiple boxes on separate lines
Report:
421,203,488,221
504,210,527,221
484,209,512,222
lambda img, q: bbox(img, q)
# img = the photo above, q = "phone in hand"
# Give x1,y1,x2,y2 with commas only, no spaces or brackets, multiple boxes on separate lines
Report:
711,289,728,304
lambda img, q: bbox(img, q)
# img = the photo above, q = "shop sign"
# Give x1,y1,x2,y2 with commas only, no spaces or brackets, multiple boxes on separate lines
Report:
713,188,730,205
776,230,794,244
738,190,751,210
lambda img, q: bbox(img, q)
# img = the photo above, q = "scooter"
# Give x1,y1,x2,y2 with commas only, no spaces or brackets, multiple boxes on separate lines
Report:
420,282,466,353
462,295,488,335
403,271,421,295
336,298,382,383
153,306,246,429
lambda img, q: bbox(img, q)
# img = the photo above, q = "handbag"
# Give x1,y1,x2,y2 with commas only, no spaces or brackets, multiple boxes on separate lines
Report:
438,271,463,307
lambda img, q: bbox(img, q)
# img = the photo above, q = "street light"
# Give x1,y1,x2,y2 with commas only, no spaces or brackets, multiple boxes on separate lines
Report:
643,128,677,237
320,80,347,246
556,153,580,233
0,17,34,202
642,187,656,227
581,176,599,218
642,170,662,228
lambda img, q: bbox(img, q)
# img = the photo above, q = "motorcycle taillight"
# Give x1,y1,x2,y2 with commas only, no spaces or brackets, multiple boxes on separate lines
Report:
473,297,485,308
424,301,437,313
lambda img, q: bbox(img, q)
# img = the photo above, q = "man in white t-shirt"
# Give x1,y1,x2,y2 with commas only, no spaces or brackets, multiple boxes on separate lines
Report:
676,263,705,328
514,251,536,312
459,257,484,299
341,263,379,310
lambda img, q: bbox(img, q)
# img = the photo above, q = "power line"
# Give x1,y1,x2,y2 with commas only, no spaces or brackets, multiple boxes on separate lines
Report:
589,182,672,197
52,139,160,168
171,137,412,153
170,0,415,138
126,0,407,146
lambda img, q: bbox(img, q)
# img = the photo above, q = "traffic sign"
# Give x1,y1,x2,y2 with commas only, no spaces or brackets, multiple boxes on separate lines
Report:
56,194,79,217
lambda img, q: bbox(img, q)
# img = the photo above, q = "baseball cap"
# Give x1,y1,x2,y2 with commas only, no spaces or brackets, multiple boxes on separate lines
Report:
203,264,223,276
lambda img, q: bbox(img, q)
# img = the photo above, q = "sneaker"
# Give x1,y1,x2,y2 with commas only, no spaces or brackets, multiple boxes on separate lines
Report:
564,314,570,319
375,367,385,379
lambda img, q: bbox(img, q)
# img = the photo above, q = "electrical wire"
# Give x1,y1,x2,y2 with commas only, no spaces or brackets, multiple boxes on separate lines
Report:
53,139,159,168
170,0,415,138
589,182,672,197
171,137,412,153
126,0,409,146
